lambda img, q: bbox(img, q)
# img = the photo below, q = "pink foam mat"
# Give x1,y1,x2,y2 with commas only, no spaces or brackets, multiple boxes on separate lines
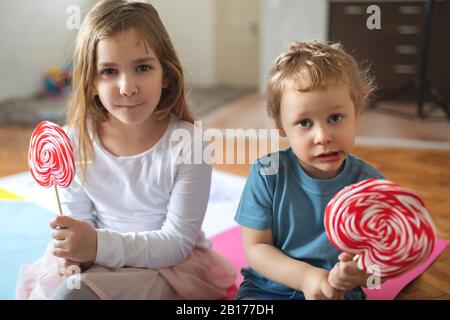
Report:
211,226,448,300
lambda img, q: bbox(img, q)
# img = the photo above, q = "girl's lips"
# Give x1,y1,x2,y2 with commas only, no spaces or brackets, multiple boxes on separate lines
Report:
116,102,145,108
315,151,342,162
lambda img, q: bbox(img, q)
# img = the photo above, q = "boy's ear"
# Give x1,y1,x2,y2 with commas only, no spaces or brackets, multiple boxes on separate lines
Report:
355,108,361,124
276,119,287,137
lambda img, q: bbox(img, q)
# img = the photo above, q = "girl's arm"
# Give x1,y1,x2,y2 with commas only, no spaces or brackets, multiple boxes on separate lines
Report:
242,226,342,300
59,177,96,227
94,162,212,269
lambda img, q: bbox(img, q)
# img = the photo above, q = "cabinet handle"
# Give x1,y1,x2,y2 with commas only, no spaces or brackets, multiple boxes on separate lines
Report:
394,65,416,74
397,25,419,35
343,5,364,15
398,6,421,15
395,45,418,54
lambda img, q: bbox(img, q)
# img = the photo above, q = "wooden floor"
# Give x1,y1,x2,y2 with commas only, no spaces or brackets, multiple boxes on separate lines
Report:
0,95,449,299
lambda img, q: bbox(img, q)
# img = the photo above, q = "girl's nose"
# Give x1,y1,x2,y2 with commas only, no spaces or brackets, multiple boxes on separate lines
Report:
313,125,332,145
119,75,138,97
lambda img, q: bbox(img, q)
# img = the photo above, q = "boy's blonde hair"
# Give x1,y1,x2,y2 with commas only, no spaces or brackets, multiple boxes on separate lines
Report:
66,0,194,178
266,41,375,125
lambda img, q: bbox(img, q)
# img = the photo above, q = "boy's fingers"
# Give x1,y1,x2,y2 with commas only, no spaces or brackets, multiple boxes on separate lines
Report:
334,280,355,291
338,252,356,262
329,270,354,291
339,261,360,275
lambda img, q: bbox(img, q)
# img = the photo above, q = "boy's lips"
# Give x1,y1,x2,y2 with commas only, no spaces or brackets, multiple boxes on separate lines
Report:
314,151,342,162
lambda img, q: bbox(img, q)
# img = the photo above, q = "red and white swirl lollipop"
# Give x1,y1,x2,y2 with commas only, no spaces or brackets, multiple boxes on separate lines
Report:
28,121,75,215
325,179,436,278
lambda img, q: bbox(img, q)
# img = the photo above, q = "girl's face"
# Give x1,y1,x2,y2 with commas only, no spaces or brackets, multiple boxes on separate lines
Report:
278,83,359,179
93,28,166,126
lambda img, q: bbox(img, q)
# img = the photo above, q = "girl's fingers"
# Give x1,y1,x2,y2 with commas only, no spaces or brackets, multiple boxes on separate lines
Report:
51,229,69,240
49,215,73,229
52,248,69,258
53,240,67,249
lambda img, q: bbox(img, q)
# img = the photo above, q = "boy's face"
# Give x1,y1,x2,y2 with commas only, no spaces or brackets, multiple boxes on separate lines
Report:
278,83,359,179
93,28,166,126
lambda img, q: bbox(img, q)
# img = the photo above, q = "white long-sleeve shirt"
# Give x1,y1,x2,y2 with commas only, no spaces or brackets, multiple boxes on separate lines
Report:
60,115,212,269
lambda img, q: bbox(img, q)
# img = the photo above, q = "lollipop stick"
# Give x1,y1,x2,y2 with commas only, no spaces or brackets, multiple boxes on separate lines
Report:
54,185,64,216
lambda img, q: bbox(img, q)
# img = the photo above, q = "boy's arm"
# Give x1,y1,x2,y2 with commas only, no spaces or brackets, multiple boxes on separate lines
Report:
241,226,342,299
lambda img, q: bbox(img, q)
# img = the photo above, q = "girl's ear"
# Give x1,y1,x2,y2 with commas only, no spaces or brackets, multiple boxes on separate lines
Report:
92,85,98,96
162,77,169,89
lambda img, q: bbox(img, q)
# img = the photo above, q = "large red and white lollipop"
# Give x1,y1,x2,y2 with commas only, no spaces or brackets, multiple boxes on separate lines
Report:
28,121,75,215
325,179,436,278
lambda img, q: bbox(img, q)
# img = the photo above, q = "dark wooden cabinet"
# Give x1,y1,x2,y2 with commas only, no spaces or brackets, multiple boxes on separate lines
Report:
329,0,450,101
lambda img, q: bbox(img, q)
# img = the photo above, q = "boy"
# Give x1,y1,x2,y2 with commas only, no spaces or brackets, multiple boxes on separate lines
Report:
234,41,384,300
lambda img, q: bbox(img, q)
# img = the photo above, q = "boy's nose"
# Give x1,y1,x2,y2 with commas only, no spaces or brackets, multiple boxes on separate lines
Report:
313,126,332,145
119,75,138,97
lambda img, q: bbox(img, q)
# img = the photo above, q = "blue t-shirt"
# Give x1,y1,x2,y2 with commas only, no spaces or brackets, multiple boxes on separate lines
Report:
234,148,384,299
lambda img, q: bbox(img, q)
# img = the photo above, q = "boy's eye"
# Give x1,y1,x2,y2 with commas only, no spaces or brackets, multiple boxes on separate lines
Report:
101,68,117,76
298,119,312,128
136,64,152,72
329,114,343,123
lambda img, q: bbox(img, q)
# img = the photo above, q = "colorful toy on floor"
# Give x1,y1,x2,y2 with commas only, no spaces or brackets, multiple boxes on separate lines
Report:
43,62,72,96
28,121,75,215
325,179,436,278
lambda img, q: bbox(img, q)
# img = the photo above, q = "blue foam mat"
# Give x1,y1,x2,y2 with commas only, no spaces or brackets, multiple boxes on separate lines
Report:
0,201,54,299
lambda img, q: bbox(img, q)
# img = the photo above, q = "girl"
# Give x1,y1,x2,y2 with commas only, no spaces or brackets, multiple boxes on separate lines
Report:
16,0,236,300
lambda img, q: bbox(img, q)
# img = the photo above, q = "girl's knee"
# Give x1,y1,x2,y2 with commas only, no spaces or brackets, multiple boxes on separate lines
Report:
52,279,99,300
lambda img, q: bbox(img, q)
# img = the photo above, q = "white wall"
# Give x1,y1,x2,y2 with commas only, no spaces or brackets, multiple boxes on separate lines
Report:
152,0,217,87
260,0,328,91
216,0,260,87
0,0,330,101
0,0,95,101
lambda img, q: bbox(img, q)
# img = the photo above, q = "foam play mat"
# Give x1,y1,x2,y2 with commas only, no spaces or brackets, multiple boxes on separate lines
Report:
0,171,448,300
0,170,243,299
0,191,54,299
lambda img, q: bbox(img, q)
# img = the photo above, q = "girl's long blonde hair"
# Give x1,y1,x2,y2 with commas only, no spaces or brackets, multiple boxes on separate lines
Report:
66,0,194,178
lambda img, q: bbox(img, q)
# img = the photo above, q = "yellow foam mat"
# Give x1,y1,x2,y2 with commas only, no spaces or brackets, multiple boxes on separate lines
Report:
0,188,22,200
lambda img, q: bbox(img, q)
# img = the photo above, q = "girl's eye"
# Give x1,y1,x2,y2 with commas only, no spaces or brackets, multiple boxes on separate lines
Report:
298,119,312,128
136,64,151,72
329,114,343,123
101,68,117,76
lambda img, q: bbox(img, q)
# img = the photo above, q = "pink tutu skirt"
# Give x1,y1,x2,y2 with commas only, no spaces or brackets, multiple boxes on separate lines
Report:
16,243,237,300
